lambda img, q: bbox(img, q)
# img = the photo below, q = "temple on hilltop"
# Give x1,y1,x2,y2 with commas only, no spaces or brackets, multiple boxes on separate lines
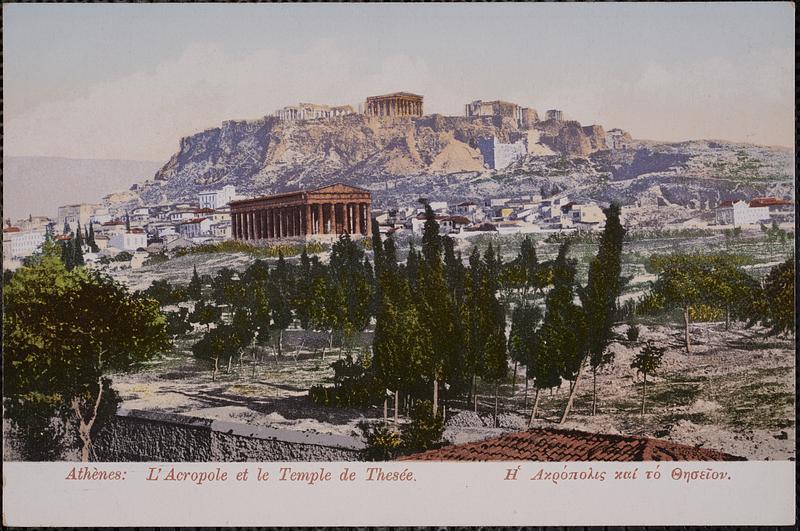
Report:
230,184,372,243
364,92,423,117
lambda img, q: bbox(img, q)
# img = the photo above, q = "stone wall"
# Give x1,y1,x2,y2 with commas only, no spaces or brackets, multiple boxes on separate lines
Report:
93,409,365,462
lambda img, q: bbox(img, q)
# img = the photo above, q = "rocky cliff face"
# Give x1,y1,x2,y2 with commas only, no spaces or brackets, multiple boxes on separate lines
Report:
131,112,792,212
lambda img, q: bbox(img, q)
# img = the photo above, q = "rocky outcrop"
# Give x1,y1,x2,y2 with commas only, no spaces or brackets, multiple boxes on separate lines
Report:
125,112,794,215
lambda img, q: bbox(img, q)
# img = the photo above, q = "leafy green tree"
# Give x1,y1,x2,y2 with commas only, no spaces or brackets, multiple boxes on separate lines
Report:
142,279,188,306
630,341,666,415
709,263,761,330
535,243,586,424
192,324,236,381
647,255,714,353
268,252,294,355
4,251,168,461
508,303,542,397
165,307,192,338
324,234,373,353
188,266,203,300
372,269,431,415
189,298,222,331
578,203,625,416
754,259,794,336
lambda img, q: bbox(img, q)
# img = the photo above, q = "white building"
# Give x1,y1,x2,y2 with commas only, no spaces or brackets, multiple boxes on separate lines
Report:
109,230,148,251
2,228,46,258
210,222,232,239
566,203,605,226
57,203,101,231
539,196,571,220
131,207,150,222
476,137,527,170
169,209,197,223
715,200,771,226
178,218,212,239
198,185,238,210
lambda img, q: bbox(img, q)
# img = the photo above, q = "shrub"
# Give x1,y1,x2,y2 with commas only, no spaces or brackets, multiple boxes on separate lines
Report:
360,422,403,461
400,400,446,454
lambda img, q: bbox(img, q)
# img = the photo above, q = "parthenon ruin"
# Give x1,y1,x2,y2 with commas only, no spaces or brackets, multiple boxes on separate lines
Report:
364,92,423,117
230,184,372,243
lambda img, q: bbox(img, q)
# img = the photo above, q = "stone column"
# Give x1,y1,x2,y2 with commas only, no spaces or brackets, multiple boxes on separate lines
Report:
341,203,349,234
255,210,262,240
365,204,372,236
305,204,312,236
333,203,338,234
232,212,238,239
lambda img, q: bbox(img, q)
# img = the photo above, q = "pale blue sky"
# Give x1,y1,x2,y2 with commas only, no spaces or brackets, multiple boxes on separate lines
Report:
3,3,795,160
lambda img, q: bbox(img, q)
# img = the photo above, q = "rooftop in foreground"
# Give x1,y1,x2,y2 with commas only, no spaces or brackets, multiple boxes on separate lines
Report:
399,427,746,462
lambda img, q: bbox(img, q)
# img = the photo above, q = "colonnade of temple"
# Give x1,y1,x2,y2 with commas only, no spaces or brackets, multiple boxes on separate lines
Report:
232,201,371,241
365,96,422,117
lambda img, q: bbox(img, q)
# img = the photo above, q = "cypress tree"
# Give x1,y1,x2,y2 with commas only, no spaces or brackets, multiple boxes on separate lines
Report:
188,266,203,300
578,203,626,417
87,224,99,253
416,204,459,416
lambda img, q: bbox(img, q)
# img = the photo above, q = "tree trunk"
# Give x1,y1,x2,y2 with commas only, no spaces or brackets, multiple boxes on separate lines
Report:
641,374,647,416
470,373,476,404
559,365,583,424
72,376,104,463
591,367,597,416
433,379,439,417
511,360,518,395
725,305,730,331
493,382,499,428
227,355,232,373
278,329,284,357
394,389,399,422
529,388,540,427
383,398,388,423
524,377,529,409
213,357,219,382
683,306,692,354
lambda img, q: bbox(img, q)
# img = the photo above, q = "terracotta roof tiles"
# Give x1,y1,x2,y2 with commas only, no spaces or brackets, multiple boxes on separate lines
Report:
399,428,744,462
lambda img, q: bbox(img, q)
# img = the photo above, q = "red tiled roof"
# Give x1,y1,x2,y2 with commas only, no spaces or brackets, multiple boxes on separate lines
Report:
3,227,21,233
718,200,735,207
440,215,471,225
398,428,745,462
748,197,792,208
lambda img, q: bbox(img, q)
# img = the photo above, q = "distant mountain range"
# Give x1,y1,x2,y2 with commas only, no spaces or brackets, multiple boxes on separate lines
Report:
3,157,162,222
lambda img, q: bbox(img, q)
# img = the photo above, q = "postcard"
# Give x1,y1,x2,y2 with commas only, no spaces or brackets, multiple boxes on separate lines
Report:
2,2,795,527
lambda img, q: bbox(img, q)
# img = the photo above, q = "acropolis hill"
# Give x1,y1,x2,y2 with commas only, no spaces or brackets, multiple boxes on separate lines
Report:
130,97,793,212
